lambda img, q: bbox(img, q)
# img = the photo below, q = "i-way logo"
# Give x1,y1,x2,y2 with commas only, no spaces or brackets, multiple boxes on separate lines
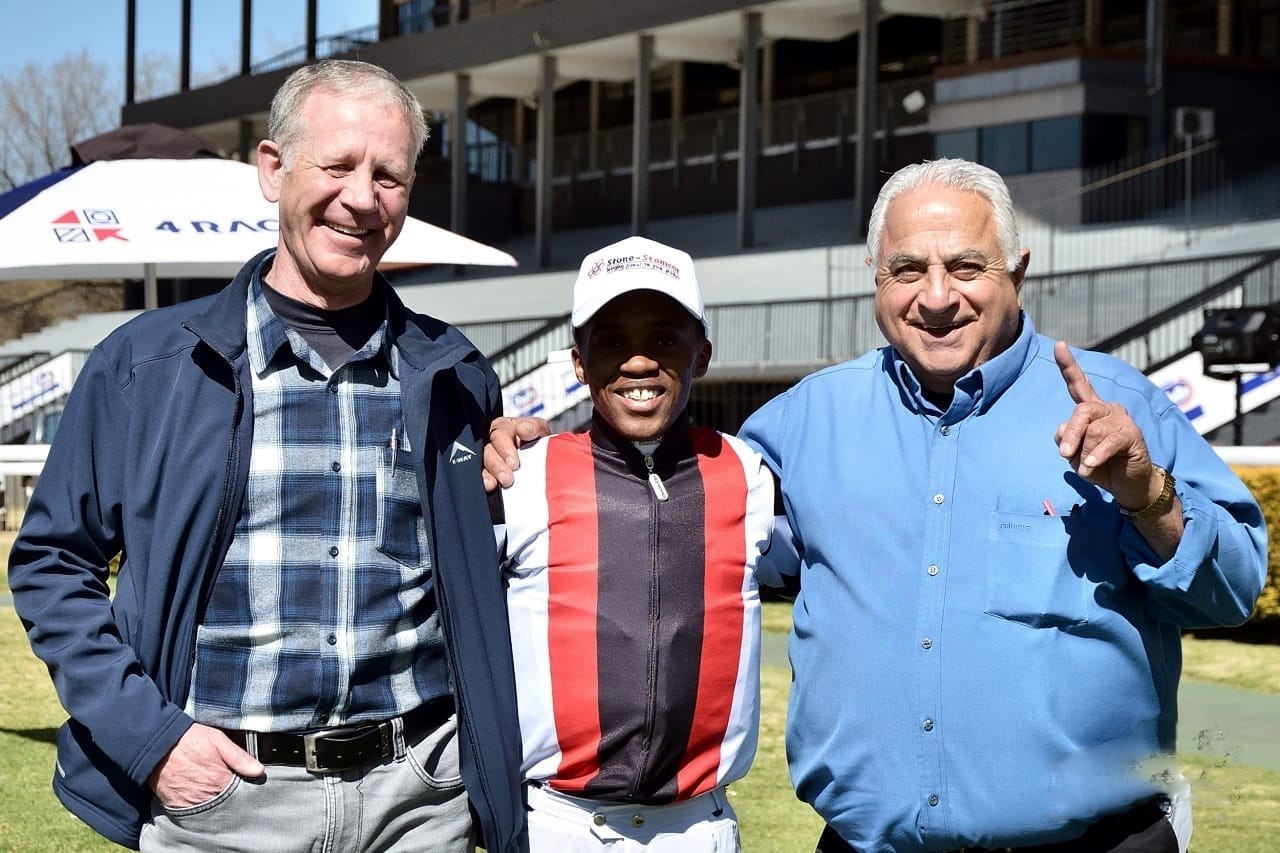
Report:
52,209,128,243
449,441,476,464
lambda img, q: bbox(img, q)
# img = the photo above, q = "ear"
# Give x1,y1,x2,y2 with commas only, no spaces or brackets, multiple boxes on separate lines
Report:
692,338,712,380
571,345,587,387
257,139,285,203
1011,248,1031,292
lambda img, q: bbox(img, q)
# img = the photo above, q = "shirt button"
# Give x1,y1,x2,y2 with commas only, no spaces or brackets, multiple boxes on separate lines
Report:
940,425,950,436
592,814,607,827
331,461,341,472
929,794,940,807
923,719,934,732
327,634,337,645
329,546,339,557
631,815,645,828
921,638,933,650
927,564,939,576
317,713,328,724
328,385,338,394
933,493,945,505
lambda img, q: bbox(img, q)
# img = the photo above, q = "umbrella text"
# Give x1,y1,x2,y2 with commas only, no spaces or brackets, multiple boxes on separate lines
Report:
155,219,280,233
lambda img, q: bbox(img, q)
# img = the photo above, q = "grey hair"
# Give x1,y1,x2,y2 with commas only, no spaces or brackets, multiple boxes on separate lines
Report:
866,158,1022,271
267,59,429,167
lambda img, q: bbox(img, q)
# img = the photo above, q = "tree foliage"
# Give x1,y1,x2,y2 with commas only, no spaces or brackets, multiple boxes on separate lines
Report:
0,50,216,191
0,50,118,190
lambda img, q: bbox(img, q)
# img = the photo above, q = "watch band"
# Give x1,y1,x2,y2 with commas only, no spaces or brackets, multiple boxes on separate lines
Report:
1120,465,1176,522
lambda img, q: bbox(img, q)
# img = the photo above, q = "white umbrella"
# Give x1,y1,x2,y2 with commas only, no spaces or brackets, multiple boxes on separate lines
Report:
0,158,517,308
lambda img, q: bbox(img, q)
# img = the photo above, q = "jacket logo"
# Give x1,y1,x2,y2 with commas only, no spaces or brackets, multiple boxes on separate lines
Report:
450,440,476,464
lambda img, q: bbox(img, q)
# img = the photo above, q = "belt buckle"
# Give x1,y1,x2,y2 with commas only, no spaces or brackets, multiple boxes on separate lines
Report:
302,722,390,772
302,728,345,773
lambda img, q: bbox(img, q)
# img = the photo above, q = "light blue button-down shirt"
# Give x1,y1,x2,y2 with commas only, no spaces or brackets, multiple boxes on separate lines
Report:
740,314,1266,853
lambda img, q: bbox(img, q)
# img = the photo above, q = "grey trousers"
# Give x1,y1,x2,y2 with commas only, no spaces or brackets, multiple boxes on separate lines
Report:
139,714,473,853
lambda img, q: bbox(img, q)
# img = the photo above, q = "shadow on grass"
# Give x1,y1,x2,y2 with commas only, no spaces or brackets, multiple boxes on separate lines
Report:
1188,621,1280,645
0,726,58,745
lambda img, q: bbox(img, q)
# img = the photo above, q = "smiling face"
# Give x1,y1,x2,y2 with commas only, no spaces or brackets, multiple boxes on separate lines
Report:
572,290,712,443
872,184,1029,400
257,87,417,309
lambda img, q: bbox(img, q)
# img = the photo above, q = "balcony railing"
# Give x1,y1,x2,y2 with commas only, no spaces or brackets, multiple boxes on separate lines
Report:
445,80,931,185
940,0,1147,66
251,25,381,75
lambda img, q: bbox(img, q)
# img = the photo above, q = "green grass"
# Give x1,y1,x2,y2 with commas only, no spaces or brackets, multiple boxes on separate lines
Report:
734,666,824,850
1182,636,1280,694
1180,752,1280,852
2,542,1277,851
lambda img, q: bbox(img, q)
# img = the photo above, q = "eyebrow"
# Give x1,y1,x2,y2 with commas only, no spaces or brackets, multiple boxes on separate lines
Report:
883,249,991,267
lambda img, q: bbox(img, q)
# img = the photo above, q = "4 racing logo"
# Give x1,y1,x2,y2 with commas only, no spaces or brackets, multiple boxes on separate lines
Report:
51,209,127,243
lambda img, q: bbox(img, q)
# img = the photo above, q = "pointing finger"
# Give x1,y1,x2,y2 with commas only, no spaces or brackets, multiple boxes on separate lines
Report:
1054,340,1099,405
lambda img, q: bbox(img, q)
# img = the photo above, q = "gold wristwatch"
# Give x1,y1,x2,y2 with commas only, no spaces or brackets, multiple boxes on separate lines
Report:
1119,466,1176,522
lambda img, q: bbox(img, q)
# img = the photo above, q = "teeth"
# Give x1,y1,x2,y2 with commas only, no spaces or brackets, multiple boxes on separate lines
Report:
328,222,371,237
621,388,658,401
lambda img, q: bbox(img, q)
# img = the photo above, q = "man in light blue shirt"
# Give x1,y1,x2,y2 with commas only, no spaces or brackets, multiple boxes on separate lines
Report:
739,159,1267,853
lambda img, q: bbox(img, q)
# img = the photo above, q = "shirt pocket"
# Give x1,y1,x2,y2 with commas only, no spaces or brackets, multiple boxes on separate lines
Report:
376,446,429,568
984,511,1088,629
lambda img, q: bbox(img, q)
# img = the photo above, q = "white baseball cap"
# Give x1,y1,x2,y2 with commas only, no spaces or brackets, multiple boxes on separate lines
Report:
570,235,709,337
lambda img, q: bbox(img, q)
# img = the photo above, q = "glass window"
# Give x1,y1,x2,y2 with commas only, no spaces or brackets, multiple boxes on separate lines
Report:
1031,116,1082,171
935,129,979,161
980,123,1028,174
1083,114,1143,167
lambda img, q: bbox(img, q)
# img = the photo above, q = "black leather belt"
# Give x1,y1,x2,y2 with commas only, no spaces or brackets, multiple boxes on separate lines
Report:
223,695,454,773
816,798,1173,853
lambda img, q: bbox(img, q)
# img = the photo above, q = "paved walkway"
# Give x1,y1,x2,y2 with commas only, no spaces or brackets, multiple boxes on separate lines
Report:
760,631,1280,772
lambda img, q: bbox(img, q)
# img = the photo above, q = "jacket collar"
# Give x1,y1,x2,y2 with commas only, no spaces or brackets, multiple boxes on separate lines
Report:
588,410,695,476
183,249,481,380
183,248,272,361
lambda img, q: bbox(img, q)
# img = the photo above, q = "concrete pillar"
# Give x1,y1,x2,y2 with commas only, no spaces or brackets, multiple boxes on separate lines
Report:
1217,0,1233,56
1146,0,1166,148
126,0,137,104
241,0,253,75
181,0,192,91
632,34,654,237
1084,0,1102,48
513,98,527,184
762,39,775,146
854,0,880,238
306,0,318,62
536,54,557,268
737,11,761,250
452,73,470,239
671,60,685,173
588,80,601,172
965,14,980,63
238,119,254,163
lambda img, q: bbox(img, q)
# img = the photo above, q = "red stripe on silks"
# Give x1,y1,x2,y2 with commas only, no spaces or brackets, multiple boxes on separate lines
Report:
676,429,748,798
544,434,604,790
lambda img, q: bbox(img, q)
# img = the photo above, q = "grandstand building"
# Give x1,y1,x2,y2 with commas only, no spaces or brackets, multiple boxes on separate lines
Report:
4,0,1280,453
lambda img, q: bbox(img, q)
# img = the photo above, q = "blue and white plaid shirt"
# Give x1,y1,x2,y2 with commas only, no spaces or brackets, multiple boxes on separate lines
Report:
187,267,449,731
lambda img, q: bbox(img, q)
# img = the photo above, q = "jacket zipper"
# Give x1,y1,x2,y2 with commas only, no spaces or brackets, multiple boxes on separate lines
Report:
187,347,244,685
645,453,669,501
635,452,664,796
